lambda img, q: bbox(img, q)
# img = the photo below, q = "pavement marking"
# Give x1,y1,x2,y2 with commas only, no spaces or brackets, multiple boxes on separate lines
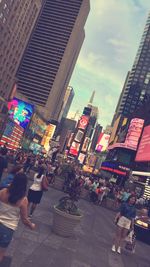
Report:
108,252,124,267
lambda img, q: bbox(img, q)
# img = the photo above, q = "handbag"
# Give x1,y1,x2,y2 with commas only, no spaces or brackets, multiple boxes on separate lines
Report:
125,230,136,253
41,176,49,191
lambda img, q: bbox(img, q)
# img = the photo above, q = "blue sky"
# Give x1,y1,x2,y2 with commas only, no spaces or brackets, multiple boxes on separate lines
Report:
68,0,150,128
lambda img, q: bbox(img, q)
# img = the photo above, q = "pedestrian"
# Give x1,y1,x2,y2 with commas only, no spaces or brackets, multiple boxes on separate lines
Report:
121,188,131,202
0,173,35,263
0,165,23,190
27,166,48,217
0,147,8,181
112,195,136,254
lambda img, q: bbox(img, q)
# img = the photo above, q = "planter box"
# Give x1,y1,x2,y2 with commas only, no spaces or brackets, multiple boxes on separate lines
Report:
53,206,82,237
53,176,64,191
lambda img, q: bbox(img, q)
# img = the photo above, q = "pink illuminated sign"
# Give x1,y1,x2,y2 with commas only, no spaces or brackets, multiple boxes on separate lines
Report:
108,118,144,151
135,125,150,162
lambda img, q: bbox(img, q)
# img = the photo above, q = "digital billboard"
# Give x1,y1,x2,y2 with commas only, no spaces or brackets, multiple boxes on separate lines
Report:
69,141,80,156
81,137,90,152
124,118,144,150
96,133,110,152
0,118,24,150
108,118,144,151
78,153,86,164
135,125,150,162
41,124,56,151
8,98,34,129
74,130,84,143
78,115,89,130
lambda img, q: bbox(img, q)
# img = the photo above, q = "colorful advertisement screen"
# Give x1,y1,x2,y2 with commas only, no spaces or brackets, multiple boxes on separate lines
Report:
96,133,110,152
124,118,144,150
8,98,34,129
78,115,89,130
69,141,80,156
135,125,150,162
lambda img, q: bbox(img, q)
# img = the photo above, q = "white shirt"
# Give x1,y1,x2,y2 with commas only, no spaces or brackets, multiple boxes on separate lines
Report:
30,173,43,191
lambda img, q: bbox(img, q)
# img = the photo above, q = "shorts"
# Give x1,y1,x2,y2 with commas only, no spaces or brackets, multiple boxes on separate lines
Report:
28,189,43,204
117,216,131,230
0,223,14,248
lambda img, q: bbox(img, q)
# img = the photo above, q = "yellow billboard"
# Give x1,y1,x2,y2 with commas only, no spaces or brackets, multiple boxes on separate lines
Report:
41,124,56,151
109,115,121,145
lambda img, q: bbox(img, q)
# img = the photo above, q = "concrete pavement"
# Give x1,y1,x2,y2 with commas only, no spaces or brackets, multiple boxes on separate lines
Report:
0,185,149,267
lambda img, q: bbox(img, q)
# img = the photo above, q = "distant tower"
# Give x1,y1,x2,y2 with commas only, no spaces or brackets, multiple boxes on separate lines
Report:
89,91,95,104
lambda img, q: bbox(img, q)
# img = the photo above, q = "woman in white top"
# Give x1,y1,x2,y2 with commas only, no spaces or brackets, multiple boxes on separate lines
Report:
0,173,35,263
27,166,45,217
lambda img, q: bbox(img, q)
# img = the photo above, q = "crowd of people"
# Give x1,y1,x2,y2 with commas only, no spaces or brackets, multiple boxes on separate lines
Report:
0,145,150,262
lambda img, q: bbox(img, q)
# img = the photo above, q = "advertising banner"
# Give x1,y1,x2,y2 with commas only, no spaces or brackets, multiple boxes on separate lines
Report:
109,115,121,145
30,113,47,137
41,124,56,151
78,115,89,130
78,153,86,164
8,97,34,129
0,119,24,150
96,133,110,152
74,130,84,143
135,125,150,161
69,141,80,156
124,118,144,150
81,137,90,152
108,118,144,151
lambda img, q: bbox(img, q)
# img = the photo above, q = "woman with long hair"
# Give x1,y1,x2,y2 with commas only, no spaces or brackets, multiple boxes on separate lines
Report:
112,194,136,254
0,173,35,263
0,165,23,189
27,166,46,217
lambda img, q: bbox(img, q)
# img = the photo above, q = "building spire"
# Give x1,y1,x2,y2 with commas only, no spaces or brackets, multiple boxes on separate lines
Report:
89,90,95,104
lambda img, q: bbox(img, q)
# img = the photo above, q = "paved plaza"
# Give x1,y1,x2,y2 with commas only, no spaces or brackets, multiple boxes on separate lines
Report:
1,183,150,267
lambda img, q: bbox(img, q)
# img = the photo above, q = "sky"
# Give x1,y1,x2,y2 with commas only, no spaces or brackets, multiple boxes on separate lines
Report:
68,0,150,128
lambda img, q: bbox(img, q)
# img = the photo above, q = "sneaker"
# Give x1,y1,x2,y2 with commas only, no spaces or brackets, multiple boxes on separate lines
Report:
111,245,116,252
117,247,121,254
28,214,32,219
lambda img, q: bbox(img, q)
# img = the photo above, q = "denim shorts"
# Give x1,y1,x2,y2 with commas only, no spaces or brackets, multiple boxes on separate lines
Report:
0,223,14,248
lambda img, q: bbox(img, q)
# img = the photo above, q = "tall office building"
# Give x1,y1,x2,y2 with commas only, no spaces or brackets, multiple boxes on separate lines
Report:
0,0,42,99
58,86,74,121
17,0,90,122
113,12,150,119
90,124,102,151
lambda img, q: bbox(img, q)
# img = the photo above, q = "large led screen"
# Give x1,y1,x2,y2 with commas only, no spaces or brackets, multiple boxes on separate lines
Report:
135,125,150,162
78,115,89,130
69,141,80,156
8,98,34,129
96,133,110,152
124,118,144,150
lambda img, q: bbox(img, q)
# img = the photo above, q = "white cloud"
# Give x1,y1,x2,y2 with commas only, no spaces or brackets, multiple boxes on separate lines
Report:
70,0,149,127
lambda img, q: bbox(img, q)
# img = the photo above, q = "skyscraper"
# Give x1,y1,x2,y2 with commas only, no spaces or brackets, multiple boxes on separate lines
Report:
113,12,150,119
0,0,42,99
58,86,74,121
17,0,90,122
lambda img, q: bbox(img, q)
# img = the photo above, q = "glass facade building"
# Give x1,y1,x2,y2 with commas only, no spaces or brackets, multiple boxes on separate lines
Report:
114,12,150,119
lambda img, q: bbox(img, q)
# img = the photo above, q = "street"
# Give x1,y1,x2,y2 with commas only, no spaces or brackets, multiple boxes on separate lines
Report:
1,185,150,267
